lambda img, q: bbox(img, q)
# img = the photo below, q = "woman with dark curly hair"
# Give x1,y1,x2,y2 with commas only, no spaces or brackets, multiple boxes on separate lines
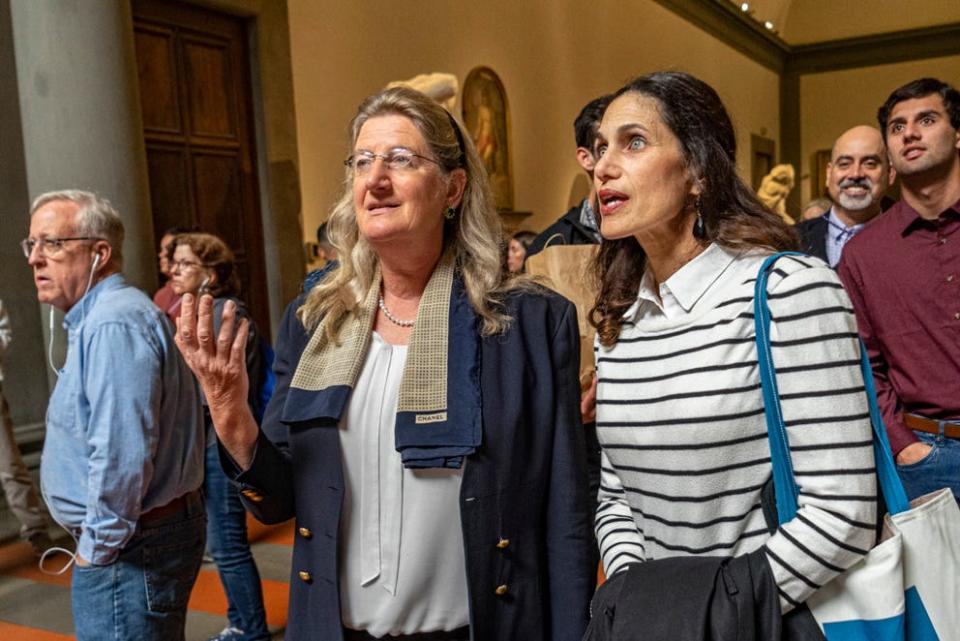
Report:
589,71,878,621
168,232,270,641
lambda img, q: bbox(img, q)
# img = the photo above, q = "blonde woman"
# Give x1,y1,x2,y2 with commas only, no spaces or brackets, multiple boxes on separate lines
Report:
175,87,594,641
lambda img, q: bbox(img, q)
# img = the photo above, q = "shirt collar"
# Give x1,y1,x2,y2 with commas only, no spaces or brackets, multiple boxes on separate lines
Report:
825,207,864,234
633,243,738,319
897,196,960,236
64,273,125,329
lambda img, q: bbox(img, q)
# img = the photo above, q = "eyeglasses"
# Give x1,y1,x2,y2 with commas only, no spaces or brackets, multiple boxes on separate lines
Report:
21,236,103,258
343,148,441,175
170,259,206,272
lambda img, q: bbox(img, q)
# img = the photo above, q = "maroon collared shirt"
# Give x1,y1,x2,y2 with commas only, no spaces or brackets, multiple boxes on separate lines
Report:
838,197,960,455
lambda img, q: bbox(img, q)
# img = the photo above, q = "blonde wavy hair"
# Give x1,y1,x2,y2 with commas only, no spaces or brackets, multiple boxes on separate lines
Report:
299,86,516,339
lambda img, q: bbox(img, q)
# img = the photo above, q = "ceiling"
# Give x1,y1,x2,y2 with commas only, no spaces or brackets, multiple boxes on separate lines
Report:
727,0,960,45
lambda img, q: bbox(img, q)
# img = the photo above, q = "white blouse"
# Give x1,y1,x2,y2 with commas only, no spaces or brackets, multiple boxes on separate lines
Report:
338,332,469,637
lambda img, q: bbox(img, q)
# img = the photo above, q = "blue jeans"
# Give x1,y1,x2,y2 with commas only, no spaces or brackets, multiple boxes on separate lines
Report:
71,491,205,641
205,444,270,640
896,427,960,503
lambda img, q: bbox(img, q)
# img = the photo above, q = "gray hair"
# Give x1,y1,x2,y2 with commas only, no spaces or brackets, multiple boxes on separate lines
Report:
30,190,125,265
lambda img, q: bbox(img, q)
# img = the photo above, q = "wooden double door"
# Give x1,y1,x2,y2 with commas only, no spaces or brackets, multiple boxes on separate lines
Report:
132,0,270,336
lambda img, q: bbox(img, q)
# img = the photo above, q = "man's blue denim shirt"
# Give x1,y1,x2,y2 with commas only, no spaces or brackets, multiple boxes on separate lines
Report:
40,274,204,565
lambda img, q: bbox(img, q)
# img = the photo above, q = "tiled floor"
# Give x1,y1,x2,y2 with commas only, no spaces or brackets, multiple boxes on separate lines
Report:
0,515,292,640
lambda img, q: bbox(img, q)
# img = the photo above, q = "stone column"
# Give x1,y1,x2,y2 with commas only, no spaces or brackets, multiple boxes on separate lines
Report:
4,0,155,417
10,0,155,291
0,0,49,432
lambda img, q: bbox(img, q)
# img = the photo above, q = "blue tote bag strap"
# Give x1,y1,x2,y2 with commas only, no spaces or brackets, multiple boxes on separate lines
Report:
856,340,910,515
753,252,804,522
753,252,909,526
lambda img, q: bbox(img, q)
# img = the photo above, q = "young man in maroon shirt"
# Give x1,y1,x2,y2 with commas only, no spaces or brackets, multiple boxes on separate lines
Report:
838,77,960,501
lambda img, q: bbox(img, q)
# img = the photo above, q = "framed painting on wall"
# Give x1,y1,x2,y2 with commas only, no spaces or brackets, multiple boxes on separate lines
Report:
462,66,514,211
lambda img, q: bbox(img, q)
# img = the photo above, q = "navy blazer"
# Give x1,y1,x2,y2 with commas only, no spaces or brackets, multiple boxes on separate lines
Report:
223,286,595,641
795,215,829,263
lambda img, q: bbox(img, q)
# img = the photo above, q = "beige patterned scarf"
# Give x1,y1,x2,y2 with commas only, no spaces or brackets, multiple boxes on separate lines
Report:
286,252,482,468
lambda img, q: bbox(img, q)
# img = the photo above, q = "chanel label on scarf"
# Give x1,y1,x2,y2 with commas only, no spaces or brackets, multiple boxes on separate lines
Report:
415,412,448,424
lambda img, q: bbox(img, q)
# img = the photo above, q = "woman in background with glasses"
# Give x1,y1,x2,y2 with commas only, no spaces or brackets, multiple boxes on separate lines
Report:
173,87,595,641
167,232,271,641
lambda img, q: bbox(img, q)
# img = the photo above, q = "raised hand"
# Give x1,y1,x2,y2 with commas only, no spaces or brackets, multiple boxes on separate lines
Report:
175,293,258,468
176,294,249,405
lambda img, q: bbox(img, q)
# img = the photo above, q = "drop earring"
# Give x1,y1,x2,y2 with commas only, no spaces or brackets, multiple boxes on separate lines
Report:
692,197,707,240
444,207,457,220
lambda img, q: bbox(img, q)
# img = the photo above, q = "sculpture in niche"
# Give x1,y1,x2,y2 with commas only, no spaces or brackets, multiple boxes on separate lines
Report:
462,66,514,211
386,72,459,111
757,163,796,224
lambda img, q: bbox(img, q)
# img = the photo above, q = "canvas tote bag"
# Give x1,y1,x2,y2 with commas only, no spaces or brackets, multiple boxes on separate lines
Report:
754,252,960,641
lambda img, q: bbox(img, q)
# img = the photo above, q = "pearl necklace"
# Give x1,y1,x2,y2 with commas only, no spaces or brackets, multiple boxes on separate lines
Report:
378,296,415,327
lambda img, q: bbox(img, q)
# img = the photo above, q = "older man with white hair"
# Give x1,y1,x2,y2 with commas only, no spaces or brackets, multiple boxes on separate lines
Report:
24,190,205,641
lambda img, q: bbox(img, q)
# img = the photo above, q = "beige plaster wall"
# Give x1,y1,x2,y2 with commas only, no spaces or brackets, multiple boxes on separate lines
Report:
783,0,960,45
288,0,780,239
799,55,960,203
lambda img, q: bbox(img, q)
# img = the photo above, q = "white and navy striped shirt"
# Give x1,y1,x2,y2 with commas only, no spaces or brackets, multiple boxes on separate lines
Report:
595,244,877,611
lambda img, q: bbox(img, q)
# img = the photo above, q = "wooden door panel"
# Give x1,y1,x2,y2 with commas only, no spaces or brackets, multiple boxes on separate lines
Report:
145,146,193,237
182,37,236,139
134,26,181,134
133,0,270,336
193,153,244,248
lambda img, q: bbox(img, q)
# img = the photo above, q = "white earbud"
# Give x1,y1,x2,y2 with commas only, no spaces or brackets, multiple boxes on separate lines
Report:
91,254,101,271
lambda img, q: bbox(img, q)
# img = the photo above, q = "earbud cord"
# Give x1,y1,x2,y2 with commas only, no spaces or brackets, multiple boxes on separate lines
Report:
37,521,79,576
39,255,101,573
38,474,79,574
46,306,58,377
46,256,99,377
